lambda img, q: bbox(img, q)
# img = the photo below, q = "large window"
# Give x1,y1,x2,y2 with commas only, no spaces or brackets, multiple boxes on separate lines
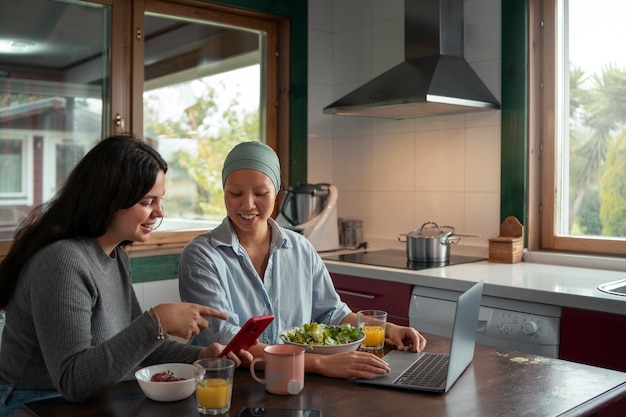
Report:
532,0,626,256
0,0,108,241
141,10,265,230
0,0,293,256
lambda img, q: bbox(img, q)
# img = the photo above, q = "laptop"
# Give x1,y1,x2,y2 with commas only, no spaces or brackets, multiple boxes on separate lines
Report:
355,280,484,393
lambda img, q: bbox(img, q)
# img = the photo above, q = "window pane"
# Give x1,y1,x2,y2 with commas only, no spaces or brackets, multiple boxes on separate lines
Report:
0,138,24,194
557,0,626,239
0,0,109,240
142,13,263,231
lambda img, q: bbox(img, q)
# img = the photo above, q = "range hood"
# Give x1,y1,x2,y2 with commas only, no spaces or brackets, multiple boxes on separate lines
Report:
323,0,500,119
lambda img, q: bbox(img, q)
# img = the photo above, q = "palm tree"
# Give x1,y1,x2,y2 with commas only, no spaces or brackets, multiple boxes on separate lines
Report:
568,64,626,232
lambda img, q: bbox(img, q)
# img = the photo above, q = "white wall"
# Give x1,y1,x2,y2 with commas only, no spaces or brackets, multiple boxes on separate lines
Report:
133,280,181,311
308,0,502,250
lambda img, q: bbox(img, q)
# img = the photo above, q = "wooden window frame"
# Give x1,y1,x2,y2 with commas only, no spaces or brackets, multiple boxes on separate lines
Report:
0,0,294,260
527,0,626,257
126,1,290,256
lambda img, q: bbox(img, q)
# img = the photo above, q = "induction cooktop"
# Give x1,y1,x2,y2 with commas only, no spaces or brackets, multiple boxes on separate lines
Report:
323,249,486,271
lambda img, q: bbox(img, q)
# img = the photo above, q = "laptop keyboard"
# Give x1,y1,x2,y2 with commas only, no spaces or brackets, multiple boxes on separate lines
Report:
393,353,449,388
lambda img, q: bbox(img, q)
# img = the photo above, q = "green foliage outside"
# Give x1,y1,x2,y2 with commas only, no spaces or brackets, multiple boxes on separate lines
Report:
599,130,626,235
568,64,626,237
143,76,260,220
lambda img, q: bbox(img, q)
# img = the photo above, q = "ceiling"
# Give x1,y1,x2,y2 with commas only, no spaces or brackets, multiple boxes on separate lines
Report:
0,0,259,85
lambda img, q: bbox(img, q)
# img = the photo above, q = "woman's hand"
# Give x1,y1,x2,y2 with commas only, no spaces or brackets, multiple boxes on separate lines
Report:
198,343,254,367
385,322,427,352
151,302,228,340
307,351,391,379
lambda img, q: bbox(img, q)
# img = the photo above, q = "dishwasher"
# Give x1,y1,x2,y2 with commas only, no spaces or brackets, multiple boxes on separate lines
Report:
409,285,561,358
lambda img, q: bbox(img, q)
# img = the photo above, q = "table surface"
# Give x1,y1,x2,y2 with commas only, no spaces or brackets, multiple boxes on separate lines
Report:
18,334,626,417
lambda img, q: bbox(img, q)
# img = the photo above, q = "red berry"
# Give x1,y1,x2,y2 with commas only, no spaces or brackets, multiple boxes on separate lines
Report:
150,370,185,382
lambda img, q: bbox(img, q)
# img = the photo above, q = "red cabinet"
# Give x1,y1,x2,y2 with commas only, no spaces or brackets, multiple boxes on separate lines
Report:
330,273,412,326
560,307,626,417
560,307,626,372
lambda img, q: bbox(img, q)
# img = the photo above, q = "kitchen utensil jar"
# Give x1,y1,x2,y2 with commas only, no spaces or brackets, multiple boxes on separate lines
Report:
397,221,461,263
341,219,363,249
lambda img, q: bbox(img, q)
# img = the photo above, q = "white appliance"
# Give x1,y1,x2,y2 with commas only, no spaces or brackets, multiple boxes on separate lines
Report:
276,183,340,252
409,285,561,358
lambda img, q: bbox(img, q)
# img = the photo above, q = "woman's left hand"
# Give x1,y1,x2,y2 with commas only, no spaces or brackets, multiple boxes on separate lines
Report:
198,343,254,367
385,323,427,352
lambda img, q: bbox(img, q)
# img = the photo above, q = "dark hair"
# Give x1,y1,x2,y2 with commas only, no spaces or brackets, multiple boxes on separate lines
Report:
0,134,167,309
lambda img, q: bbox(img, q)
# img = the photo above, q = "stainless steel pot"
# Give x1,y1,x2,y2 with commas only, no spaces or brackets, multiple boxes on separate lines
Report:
397,222,461,263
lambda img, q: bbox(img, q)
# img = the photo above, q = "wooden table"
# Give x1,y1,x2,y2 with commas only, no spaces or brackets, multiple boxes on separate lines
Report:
17,334,626,417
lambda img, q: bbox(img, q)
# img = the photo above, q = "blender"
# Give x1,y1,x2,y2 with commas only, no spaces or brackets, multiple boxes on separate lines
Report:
276,183,340,251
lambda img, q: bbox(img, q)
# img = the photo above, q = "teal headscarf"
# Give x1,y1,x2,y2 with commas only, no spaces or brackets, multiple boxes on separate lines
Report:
221,141,281,192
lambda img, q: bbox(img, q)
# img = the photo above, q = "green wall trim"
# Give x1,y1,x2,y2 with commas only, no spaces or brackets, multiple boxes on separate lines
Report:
130,254,180,283
500,1,528,227
210,0,309,185
288,17,309,186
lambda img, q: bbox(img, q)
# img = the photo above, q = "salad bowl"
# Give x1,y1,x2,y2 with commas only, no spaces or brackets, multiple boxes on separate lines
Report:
280,323,365,355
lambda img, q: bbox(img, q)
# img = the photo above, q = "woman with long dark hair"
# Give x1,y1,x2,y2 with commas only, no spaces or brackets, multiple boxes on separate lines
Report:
0,134,250,416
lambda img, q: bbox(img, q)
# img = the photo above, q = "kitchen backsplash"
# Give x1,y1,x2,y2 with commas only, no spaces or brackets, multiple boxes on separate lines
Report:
307,0,502,249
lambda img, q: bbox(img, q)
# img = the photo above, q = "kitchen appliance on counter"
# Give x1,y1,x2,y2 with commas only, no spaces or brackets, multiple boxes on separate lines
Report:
276,183,340,252
340,219,364,249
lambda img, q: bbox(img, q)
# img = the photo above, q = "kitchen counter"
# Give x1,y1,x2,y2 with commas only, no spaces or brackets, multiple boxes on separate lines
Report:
323,249,626,316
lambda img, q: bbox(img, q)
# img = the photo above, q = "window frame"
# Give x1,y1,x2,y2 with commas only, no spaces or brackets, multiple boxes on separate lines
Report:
511,0,626,257
0,132,33,205
127,0,292,255
0,0,304,260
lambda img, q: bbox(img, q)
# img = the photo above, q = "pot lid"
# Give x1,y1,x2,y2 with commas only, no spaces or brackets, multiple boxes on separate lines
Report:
407,221,454,238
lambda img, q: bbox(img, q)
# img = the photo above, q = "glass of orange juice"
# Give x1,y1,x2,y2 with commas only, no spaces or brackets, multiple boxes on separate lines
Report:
357,310,387,352
193,358,235,415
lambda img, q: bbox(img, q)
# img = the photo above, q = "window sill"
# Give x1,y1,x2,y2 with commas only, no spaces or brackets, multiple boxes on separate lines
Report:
126,229,208,258
524,250,626,273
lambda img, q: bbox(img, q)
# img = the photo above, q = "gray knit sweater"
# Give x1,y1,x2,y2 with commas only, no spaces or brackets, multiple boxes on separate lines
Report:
0,238,202,401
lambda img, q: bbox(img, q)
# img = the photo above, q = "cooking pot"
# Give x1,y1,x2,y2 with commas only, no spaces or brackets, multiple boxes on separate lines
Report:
397,222,461,263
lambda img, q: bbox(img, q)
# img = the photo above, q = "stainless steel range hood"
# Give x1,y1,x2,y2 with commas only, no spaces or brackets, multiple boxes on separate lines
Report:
323,0,500,119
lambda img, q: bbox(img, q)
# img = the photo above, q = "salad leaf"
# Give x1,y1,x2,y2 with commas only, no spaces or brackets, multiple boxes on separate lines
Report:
280,323,364,346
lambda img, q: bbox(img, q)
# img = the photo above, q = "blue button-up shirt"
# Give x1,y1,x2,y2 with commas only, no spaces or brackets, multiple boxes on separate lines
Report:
178,217,351,346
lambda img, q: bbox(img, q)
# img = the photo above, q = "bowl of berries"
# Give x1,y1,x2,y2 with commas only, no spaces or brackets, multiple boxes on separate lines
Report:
134,363,196,402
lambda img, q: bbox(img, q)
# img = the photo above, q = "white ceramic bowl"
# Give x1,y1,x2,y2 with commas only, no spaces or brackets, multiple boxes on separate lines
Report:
280,328,365,355
135,363,196,402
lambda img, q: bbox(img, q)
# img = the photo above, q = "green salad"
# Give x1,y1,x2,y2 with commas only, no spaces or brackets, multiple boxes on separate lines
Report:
280,322,364,346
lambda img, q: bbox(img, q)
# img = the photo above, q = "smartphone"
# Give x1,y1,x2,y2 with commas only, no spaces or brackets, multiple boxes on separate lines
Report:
238,408,322,417
219,314,274,357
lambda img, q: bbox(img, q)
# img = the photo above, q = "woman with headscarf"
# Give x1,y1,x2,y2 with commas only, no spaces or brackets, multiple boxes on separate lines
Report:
179,141,426,379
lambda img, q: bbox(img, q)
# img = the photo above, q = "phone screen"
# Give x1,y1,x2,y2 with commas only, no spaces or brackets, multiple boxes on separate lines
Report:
238,408,322,417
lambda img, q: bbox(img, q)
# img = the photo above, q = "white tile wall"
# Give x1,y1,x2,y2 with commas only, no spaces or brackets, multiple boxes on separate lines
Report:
308,0,502,248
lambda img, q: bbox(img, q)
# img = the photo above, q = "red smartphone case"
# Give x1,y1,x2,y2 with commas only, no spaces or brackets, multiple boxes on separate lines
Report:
219,314,274,357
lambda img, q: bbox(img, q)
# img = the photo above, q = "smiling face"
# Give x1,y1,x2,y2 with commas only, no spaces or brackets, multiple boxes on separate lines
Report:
224,169,276,237
97,170,165,255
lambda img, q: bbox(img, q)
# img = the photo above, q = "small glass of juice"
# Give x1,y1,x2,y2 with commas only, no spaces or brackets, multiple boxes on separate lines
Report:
193,358,235,415
357,310,387,353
